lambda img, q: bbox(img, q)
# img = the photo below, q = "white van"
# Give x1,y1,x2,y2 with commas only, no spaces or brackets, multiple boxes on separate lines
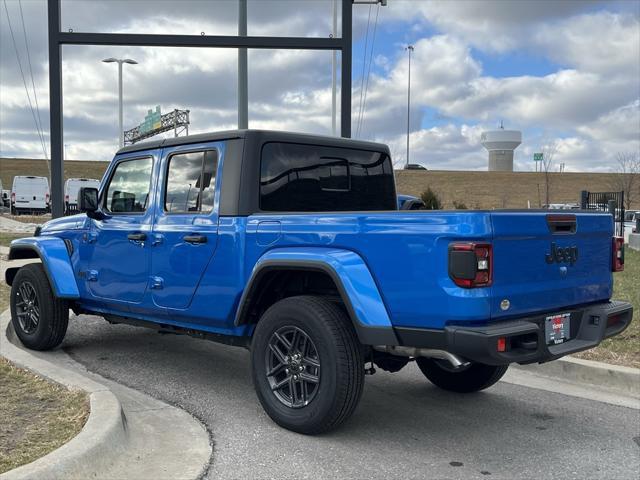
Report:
11,176,50,215
64,178,100,214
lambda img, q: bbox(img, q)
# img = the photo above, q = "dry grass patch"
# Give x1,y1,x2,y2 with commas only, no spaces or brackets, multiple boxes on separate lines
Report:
3,215,50,225
0,358,89,474
573,248,640,368
0,282,9,315
0,233,25,248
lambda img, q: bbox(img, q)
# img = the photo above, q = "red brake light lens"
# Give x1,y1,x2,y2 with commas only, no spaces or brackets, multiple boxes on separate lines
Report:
449,242,493,288
612,237,624,272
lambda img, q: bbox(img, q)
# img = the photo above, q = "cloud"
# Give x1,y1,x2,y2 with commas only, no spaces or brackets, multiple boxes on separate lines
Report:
1,0,638,175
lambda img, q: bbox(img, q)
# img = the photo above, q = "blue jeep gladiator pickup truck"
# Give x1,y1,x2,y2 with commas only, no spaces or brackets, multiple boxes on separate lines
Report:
6,130,633,434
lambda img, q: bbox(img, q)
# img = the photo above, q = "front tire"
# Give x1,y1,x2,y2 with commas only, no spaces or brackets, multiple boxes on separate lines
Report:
10,263,69,351
251,296,364,434
416,357,508,393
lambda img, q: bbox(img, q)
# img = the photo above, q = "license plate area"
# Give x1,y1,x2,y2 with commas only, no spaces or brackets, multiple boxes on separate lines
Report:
545,313,571,345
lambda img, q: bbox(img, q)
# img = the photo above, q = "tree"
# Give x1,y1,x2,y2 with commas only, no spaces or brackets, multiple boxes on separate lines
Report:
539,142,558,206
420,187,442,210
611,152,640,210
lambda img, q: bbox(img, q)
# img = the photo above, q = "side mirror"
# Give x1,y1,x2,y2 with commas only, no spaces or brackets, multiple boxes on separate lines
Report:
79,187,99,215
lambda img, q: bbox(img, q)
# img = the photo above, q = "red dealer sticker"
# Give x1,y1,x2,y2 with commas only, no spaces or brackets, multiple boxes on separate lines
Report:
545,313,571,345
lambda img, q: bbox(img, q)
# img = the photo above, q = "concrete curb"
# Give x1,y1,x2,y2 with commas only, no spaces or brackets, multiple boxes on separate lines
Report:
0,311,127,480
512,356,640,397
0,309,212,480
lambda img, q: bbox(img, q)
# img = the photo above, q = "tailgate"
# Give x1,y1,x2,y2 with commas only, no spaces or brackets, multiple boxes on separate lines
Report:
490,211,613,320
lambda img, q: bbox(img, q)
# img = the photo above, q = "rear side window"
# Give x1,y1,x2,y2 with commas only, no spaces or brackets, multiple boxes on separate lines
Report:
104,157,153,213
165,150,217,214
260,142,395,212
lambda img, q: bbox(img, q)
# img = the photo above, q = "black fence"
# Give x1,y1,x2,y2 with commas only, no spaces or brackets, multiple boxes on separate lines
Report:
580,190,625,237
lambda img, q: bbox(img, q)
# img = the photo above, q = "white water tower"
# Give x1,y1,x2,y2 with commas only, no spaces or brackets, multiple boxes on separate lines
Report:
480,126,522,171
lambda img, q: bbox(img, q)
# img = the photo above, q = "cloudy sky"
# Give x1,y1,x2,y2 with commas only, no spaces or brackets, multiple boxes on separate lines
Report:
1,0,638,171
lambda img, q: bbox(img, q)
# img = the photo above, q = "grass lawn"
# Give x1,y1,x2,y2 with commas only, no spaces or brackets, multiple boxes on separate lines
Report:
0,358,88,474
574,247,640,368
0,233,26,248
4,215,50,225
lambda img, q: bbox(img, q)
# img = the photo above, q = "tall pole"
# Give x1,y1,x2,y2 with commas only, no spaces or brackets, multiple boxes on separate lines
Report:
118,61,123,147
103,58,137,148
238,0,248,129
47,0,63,218
405,45,414,168
331,0,337,135
340,0,352,138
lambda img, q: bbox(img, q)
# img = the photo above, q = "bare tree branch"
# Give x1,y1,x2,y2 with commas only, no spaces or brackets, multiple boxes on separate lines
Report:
539,141,559,206
611,152,640,209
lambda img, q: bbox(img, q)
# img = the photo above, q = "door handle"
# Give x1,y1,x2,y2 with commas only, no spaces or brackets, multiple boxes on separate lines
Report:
127,233,147,241
183,234,207,244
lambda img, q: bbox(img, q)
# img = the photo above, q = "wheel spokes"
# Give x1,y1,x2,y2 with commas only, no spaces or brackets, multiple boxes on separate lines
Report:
271,376,289,392
265,326,321,409
267,362,286,377
273,331,292,352
268,343,287,364
14,281,39,334
299,371,319,384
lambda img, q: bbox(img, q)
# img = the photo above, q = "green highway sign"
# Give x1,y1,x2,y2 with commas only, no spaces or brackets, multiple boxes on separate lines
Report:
534,152,543,162
140,106,162,134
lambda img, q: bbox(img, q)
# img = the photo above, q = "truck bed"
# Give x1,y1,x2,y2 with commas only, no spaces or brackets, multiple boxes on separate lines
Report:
244,210,614,330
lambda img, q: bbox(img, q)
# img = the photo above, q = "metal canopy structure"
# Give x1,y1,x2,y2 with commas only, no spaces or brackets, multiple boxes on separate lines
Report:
124,109,190,145
47,0,353,217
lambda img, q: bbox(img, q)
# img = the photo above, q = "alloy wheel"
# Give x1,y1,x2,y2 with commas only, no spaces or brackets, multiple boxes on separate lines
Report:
14,281,40,334
265,326,321,408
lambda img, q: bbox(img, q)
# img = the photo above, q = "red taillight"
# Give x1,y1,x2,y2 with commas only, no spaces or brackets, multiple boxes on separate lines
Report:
65,194,69,201
612,237,624,272
11,192,15,201
497,337,507,352
449,242,493,288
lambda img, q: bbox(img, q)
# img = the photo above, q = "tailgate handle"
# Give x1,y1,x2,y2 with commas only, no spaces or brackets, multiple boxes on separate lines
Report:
547,214,576,234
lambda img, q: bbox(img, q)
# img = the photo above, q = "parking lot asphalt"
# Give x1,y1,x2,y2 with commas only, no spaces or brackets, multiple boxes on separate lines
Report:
62,315,640,480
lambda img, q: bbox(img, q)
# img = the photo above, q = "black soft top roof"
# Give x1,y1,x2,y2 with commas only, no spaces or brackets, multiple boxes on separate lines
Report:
116,129,390,155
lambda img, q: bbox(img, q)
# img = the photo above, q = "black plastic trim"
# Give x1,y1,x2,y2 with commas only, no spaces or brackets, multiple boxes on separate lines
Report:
5,245,56,292
103,314,250,348
394,301,633,366
234,259,399,346
219,138,245,217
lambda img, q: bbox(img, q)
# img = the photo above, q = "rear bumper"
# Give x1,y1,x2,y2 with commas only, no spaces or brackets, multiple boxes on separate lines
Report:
393,301,633,366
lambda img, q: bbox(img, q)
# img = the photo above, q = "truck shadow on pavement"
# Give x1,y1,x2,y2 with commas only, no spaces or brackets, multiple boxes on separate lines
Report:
60,315,637,480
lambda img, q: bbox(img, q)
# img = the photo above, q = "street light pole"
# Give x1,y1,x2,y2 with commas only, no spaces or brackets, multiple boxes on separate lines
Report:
102,57,138,148
238,0,248,130
331,0,338,136
405,44,414,169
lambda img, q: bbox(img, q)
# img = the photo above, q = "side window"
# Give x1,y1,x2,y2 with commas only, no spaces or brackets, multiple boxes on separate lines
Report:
260,142,395,212
165,150,217,214
104,157,153,213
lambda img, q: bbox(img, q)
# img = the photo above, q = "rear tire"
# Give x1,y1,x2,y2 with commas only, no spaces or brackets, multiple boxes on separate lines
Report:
416,357,508,393
251,295,364,434
10,263,69,351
